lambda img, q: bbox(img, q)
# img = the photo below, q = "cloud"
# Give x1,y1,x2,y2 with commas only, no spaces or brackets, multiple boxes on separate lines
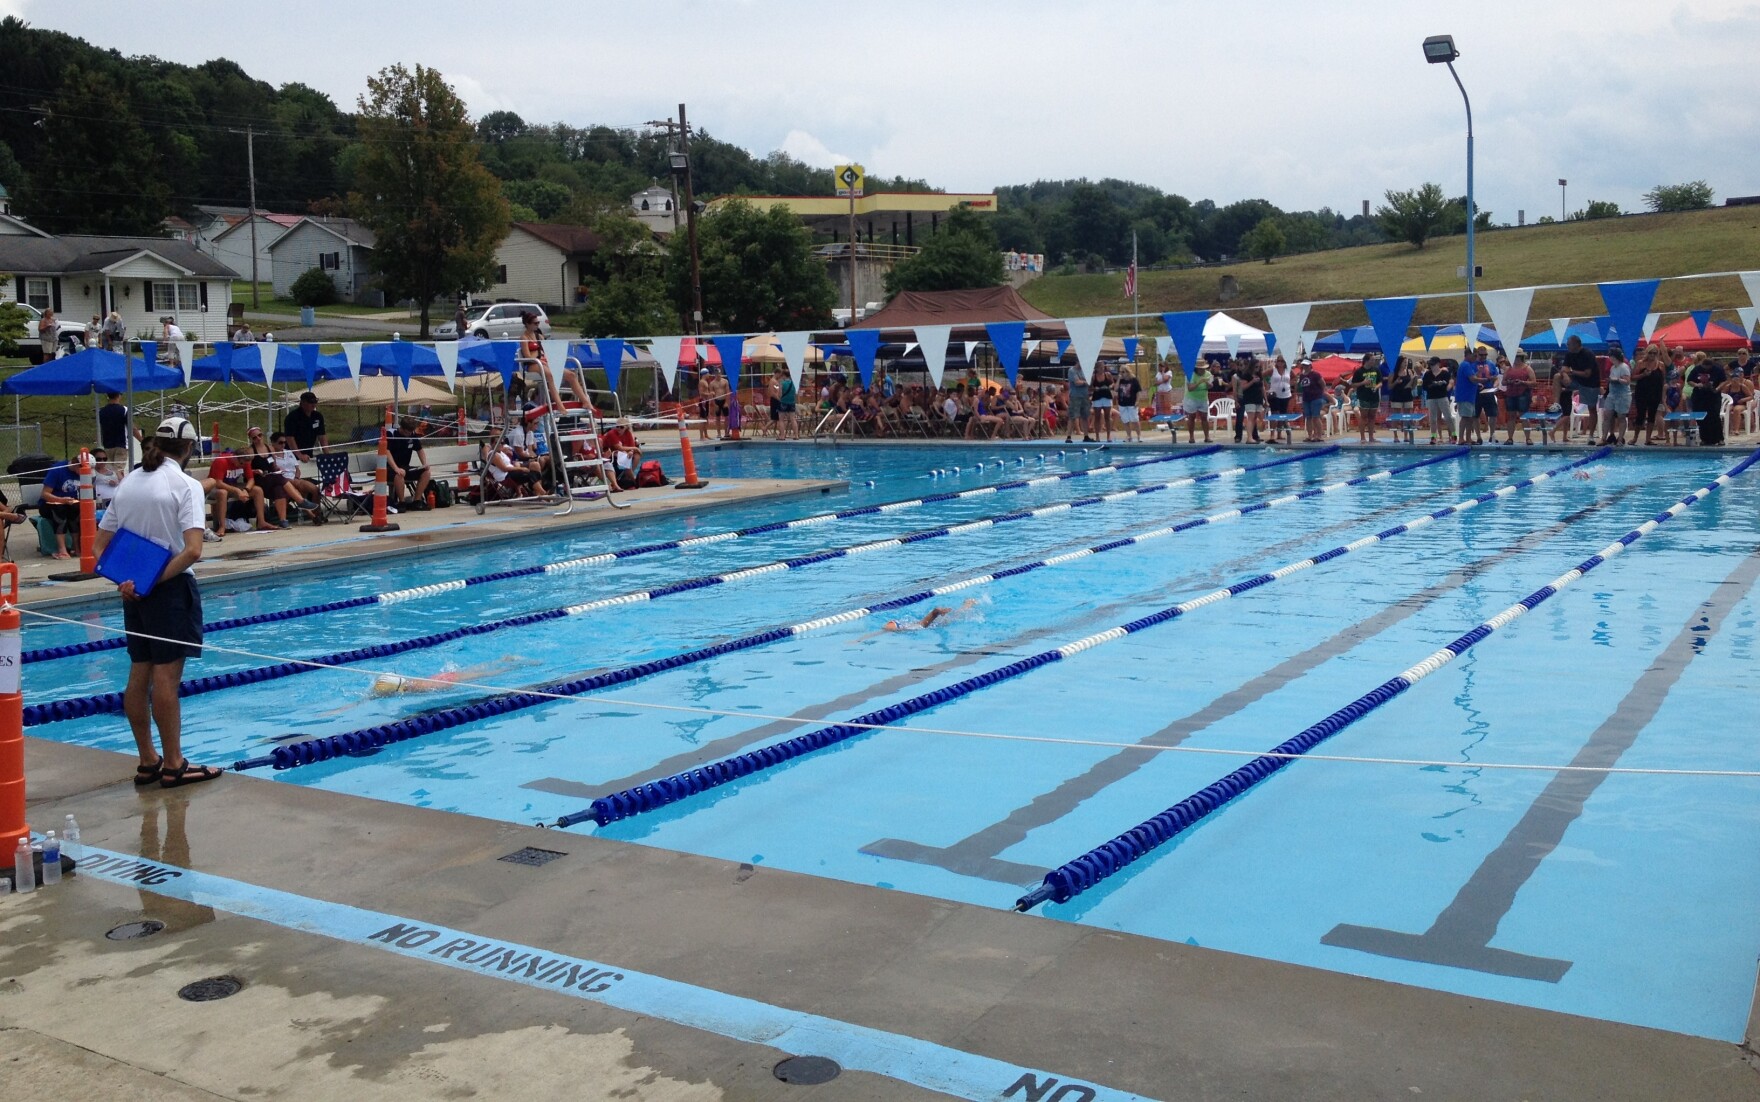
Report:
777,130,850,169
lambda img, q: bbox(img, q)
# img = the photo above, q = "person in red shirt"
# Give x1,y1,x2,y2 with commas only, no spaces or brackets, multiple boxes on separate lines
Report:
207,449,274,533
600,416,642,490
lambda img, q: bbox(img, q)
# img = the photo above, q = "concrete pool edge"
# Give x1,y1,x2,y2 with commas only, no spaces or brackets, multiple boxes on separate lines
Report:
9,737,1760,1102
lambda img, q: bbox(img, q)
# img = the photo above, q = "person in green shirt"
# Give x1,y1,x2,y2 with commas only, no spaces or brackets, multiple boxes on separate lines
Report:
1181,364,1213,443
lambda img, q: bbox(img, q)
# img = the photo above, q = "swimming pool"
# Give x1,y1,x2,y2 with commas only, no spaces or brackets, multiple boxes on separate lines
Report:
22,443,1760,1041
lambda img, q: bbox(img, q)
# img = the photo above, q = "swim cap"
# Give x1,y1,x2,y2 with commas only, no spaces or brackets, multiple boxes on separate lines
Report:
373,674,407,694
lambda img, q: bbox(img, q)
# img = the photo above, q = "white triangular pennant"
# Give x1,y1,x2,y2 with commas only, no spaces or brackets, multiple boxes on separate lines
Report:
256,343,275,387
1642,312,1661,340
914,324,953,387
648,335,684,389
962,341,978,366
174,341,194,384
1738,306,1759,339
903,342,918,358
1154,336,1172,361
1477,287,1535,365
433,341,458,389
1063,316,1109,381
1549,318,1571,345
776,330,810,389
1261,302,1312,365
542,339,572,392
1224,333,1242,359
1459,322,1482,350
342,342,362,389
1300,330,1320,358
1740,271,1760,312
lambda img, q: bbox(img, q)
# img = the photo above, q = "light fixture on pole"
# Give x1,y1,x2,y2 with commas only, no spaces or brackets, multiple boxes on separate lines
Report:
1558,178,1567,222
667,141,704,338
1423,34,1475,324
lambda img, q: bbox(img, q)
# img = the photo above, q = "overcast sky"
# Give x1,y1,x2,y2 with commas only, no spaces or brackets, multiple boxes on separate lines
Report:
11,0,1758,219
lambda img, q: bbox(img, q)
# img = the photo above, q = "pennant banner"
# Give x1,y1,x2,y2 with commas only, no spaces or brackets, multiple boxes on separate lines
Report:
1459,322,1482,350
711,334,746,396
1596,279,1658,360
1224,334,1241,359
541,339,572,394
1642,313,1661,341
1740,271,1760,312
776,331,811,390
1160,310,1209,381
595,338,625,393
216,340,234,382
1419,325,1442,350
962,340,979,367
1122,336,1139,363
846,329,881,388
1739,306,1759,338
1055,338,1070,363
986,321,1027,386
1063,316,1108,382
434,340,458,389
1688,310,1711,337
1550,318,1572,345
1300,330,1319,358
914,324,954,387
174,341,195,385
1362,296,1417,360
647,335,684,390
392,339,414,386
1477,286,1535,367
341,342,362,388
1260,302,1311,366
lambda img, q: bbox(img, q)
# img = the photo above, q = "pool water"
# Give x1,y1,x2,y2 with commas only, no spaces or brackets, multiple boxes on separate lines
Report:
23,442,1760,1041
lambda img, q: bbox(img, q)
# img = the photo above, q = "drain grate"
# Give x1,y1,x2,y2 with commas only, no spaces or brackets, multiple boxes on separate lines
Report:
178,976,243,1002
106,920,166,941
499,846,567,867
773,1056,841,1085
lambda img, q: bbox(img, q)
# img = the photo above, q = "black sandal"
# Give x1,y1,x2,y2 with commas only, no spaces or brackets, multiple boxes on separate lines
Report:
160,760,223,789
134,758,163,786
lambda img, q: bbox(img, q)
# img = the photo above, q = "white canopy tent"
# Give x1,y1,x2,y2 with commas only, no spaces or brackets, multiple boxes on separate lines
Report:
1198,312,1272,356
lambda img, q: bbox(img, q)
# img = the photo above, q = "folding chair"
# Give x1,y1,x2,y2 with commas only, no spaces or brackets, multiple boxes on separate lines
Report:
314,452,370,521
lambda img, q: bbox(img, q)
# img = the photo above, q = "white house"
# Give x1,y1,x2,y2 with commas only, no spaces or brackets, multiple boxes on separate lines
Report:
487,222,601,312
268,216,379,305
0,217,239,342
208,211,302,288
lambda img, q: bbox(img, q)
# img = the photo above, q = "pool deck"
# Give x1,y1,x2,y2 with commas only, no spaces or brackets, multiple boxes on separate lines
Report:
7,437,1760,1100
6,740,1759,1102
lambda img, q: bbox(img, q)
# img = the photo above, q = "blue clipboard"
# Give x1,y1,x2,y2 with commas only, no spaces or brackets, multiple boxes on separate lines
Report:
95,527,175,597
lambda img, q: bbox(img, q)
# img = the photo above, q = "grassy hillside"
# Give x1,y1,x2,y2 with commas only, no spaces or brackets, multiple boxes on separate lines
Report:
1020,206,1760,335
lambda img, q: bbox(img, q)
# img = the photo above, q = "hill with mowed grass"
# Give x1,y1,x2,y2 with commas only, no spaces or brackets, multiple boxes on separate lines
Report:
1018,206,1760,337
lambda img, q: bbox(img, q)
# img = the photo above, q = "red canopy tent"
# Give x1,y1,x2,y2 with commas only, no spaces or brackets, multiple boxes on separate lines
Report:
1641,317,1751,353
1310,356,1361,384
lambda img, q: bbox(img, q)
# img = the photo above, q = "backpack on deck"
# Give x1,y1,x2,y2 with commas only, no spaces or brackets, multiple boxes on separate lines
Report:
636,460,669,488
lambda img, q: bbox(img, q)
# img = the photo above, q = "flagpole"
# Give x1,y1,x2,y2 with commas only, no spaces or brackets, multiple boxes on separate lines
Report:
1130,230,1142,375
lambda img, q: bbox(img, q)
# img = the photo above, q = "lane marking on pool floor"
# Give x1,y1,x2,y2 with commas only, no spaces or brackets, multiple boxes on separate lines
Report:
73,846,1158,1102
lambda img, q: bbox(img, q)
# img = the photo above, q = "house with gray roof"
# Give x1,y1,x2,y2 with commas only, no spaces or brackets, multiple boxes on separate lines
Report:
0,217,240,343
267,216,380,305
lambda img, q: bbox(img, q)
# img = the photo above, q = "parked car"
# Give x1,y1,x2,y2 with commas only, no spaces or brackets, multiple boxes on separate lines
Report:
7,303,86,363
434,302,549,341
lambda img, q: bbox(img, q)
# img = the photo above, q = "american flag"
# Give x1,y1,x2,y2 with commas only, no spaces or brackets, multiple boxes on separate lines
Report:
1122,260,1137,299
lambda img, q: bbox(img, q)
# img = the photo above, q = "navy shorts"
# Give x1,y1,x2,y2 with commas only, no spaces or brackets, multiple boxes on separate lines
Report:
123,572,203,664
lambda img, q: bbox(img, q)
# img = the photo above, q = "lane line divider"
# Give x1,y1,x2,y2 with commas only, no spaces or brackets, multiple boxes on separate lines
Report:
550,449,1603,829
1013,445,1752,911
24,447,1225,664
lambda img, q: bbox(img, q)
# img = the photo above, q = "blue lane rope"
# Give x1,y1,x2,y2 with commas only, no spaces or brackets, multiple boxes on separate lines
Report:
26,450,1323,727
222,448,1382,770
551,448,1597,831
1013,445,1754,911
22,446,1223,665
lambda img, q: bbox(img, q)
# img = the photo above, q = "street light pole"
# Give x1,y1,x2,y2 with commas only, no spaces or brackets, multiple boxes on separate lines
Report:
675,103,704,338
1559,178,1567,222
1424,35,1474,324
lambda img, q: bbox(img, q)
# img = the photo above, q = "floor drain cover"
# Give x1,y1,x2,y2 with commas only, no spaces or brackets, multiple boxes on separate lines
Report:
177,976,243,1002
773,1056,841,1085
106,920,166,941
499,846,567,867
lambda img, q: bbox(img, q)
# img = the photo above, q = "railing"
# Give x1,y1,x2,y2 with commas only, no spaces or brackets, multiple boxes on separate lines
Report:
813,242,922,264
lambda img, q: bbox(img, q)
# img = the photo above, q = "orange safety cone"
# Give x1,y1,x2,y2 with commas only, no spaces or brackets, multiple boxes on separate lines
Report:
454,407,473,494
675,399,707,489
0,564,29,856
76,448,97,575
359,408,401,533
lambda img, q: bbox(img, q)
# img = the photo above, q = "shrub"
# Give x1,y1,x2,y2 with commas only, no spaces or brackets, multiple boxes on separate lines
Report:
290,267,338,307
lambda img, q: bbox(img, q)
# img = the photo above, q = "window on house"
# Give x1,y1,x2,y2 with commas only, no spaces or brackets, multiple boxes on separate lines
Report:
151,281,201,313
640,199,650,210
495,265,507,284
24,278,50,310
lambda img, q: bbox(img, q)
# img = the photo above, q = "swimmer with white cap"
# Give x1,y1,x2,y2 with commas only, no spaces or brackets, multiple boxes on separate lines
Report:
856,598,981,642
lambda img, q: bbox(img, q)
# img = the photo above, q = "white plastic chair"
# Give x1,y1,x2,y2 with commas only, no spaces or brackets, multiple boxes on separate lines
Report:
1569,398,1591,438
1720,393,1734,440
1207,398,1235,436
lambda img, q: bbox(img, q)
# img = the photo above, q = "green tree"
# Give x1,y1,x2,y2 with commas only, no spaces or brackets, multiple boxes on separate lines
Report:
1377,183,1449,249
348,64,510,337
668,198,834,332
884,206,1004,296
1579,199,1621,220
504,179,575,221
1642,181,1713,212
0,275,28,355
1240,217,1285,263
1064,183,1130,264
290,267,338,307
17,66,170,234
570,198,672,338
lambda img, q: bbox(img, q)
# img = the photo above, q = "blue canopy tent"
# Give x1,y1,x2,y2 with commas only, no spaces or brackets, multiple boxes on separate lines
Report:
2,347,185,395
189,343,352,386
1311,326,1381,354
1520,322,1612,354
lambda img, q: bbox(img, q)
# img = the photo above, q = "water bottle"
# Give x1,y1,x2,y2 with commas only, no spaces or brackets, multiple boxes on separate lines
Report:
13,836,33,894
40,832,60,886
62,815,80,862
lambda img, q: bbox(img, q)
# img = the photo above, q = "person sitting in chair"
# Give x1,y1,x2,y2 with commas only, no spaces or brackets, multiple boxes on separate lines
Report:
37,456,83,559
387,416,433,509
487,442,539,497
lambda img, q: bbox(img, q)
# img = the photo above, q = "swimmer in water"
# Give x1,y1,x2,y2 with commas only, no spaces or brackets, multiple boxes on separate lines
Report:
1571,464,1607,481
853,598,981,642
370,657,528,696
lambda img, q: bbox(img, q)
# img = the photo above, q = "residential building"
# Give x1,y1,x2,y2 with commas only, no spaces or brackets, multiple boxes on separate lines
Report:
268,216,379,305
208,212,302,286
486,222,601,312
0,216,240,342
630,184,678,235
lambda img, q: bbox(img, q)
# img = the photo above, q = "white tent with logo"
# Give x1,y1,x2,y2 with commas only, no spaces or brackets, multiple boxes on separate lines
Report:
1199,312,1272,356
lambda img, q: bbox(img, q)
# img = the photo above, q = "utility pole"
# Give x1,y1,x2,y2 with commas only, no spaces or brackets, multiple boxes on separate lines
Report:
678,103,704,338
228,126,261,308
644,115,684,233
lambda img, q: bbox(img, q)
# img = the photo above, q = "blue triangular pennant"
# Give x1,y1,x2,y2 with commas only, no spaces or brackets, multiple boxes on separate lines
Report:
1593,315,1615,343
1596,279,1658,360
1055,339,1070,362
392,340,414,386
1122,336,1139,363
846,329,881,388
1363,296,1418,360
1419,325,1442,349
596,338,624,393
1689,310,1712,337
300,343,321,388
711,334,746,394
1160,310,1209,381
985,322,1026,386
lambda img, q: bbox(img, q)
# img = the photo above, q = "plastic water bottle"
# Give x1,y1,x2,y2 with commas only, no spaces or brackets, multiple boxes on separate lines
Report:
13,836,33,894
62,815,81,861
40,832,60,886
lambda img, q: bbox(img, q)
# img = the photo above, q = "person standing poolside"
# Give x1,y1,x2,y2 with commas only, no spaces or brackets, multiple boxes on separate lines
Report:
1471,349,1499,443
282,390,329,461
1182,363,1213,443
1090,365,1115,442
1453,354,1483,444
1266,356,1294,423
93,417,220,789
1601,348,1633,446
1421,357,1456,444
1298,359,1327,442
1153,361,1175,420
1116,367,1143,442
1502,354,1536,444
1236,359,1265,443
1632,346,1666,444
1353,356,1383,444
1562,336,1600,443
1065,367,1092,443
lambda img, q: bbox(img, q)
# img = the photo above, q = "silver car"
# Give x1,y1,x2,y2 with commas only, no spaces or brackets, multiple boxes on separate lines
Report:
434,302,549,341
